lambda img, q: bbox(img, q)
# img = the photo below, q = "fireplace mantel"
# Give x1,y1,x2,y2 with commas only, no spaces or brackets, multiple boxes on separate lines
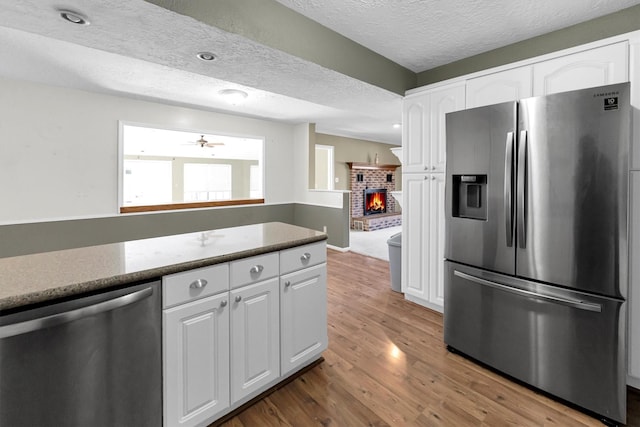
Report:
347,162,400,171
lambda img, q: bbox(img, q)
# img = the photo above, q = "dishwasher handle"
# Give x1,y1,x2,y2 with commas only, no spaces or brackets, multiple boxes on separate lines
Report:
0,287,153,339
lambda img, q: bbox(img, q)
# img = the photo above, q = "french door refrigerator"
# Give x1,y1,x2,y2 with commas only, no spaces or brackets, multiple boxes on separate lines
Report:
444,82,630,425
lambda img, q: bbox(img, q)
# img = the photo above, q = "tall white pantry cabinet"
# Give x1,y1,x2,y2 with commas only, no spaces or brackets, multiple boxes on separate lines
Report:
401,34,640,387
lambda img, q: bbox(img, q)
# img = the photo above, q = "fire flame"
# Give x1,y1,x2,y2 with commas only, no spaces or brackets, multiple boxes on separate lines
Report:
366,192,386,212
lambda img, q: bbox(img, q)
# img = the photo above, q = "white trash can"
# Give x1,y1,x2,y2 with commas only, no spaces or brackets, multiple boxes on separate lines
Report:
387,232,402,292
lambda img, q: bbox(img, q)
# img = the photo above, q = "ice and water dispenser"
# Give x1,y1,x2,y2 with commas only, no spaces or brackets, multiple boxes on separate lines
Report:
452,174,487,220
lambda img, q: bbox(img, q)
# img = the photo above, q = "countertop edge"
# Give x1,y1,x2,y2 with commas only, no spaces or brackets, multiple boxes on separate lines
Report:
1,230,327,313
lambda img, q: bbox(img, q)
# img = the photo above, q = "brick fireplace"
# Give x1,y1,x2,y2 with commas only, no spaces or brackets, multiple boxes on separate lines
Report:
348,162,401,231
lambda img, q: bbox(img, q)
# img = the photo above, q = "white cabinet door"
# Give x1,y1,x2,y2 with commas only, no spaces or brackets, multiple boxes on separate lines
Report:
428,173,446,308
280,263,328,376
403,91,430,173
230,278,280,402
402,174,429,301
533,42,628,96
630,40,640,171
428,83,465,172
466,67,533,108
164,293,230,427
402,173,445,312
629,172,640,388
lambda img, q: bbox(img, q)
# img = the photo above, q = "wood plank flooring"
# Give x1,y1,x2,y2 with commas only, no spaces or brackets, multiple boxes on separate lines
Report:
219,250,640,426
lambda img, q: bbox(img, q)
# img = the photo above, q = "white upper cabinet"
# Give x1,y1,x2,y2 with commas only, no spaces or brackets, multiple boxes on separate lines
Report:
428,83,466,173
403,83,465,174
403,92,430,173
630,39,640,171
466,67,533,108
533,42,628,96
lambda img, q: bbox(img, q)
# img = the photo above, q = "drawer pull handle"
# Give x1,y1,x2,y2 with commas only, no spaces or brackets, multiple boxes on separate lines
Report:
300,253,311,261
285,281,291,288
189,279,208,289
235,295,242,303
220,300,228,307
250,265,264,274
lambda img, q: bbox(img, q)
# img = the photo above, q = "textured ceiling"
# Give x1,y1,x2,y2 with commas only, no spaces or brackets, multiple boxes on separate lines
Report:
274,0,640,72
0,0,402,143
0,0,639,145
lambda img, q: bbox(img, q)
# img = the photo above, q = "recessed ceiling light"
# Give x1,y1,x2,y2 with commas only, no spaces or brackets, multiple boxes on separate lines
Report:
58,9,90,25
197,52,217,61
392,123,401,129
219,89,248,105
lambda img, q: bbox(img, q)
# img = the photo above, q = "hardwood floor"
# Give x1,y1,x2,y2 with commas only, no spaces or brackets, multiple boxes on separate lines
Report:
219,250,640,426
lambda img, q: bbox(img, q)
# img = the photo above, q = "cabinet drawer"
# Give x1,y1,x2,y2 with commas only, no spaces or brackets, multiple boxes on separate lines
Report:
230,252,279,289
280,241,326,275
163,263,229,308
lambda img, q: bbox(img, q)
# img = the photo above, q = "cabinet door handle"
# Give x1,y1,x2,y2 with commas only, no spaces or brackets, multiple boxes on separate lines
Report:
189,279,208,289
235,295,242,303
285,281,291,288
220,300,228,307
249,265,264,274
300,253,311,262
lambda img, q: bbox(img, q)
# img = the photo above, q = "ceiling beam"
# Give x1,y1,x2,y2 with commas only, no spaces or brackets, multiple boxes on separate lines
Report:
145,0,417,95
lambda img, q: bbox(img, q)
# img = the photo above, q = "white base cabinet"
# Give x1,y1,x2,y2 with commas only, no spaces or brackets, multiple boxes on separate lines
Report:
280,263,328,376
162,241,327,427
629,172,640,388
402,173,445,312
230,278,280,402
164,293,230,427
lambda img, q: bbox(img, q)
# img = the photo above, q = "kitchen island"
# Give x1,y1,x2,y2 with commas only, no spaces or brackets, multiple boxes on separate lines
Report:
0,222,328,427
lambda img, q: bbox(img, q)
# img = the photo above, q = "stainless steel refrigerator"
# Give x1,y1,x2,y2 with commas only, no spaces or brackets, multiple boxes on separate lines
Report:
444,82,630,425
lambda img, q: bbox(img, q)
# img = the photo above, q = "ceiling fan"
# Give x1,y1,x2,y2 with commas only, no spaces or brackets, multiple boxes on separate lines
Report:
188,135,225,148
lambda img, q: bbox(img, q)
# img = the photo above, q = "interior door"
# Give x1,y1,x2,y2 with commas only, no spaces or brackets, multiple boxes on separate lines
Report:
445,101,517,275
516,83,630,297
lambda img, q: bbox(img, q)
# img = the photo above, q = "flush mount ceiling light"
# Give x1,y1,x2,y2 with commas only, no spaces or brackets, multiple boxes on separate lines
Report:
197,52,216,61
219,89,248,105
58,9,90,25
392,123,401,129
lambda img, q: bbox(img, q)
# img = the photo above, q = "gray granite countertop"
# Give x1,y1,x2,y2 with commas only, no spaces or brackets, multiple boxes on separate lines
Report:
0,222,326,312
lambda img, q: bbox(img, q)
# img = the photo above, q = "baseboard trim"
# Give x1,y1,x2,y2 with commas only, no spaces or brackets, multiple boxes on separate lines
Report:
327,244,349,252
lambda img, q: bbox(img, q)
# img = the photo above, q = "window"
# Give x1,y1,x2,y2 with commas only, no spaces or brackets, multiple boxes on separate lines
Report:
123,159,172,205
119,123,264,213
249,165,261,199
315,145,334,190
184,163,232,201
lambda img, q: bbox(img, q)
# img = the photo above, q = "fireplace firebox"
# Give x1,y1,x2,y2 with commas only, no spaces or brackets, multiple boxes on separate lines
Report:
364,188,387,216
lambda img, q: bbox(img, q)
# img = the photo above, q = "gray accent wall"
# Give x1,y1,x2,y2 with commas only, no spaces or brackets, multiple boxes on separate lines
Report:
0,201,350,258
293,193,351,249
417,4,640,86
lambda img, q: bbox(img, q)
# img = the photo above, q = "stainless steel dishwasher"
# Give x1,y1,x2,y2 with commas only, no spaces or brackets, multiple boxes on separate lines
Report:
0,281,162,427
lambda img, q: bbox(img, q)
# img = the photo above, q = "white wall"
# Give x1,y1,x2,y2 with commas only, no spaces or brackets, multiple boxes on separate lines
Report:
0,77,296,224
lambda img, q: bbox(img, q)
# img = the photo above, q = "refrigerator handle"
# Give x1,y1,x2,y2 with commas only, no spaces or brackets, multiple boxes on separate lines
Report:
517,130,527,249
504,132,514,247
453,270,602,312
